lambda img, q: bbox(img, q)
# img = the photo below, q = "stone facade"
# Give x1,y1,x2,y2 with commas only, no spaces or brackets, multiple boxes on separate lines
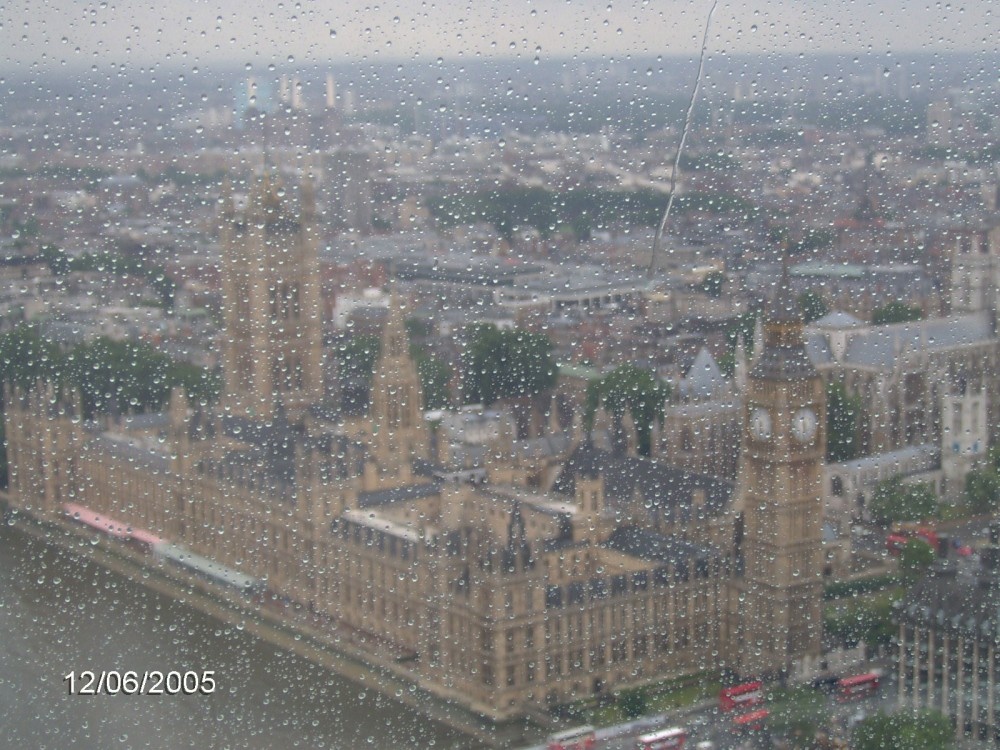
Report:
896,544,1000,743
3,178,828,719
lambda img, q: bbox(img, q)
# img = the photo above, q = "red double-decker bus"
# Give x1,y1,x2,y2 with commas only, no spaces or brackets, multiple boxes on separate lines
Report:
730,708,769,734
62,502,131,540
837,670,881,702
719,680,763,712
546,725,596,750
635,726,687,750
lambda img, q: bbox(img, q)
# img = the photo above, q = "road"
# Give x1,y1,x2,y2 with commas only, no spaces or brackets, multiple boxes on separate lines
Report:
522,671,900,750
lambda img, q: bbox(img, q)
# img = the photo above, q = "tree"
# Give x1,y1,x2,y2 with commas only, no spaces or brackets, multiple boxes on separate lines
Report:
768,687,827,747
0,327,217,481
824,592,900,651
40,244,71,277
965,469,1000,515
797,289,828,324
167,361,223,406
461,324,556,407
66,337,187,417
871,301,923,326
336,334,381,413
147,265,177,310
617,687,647,719
869,476,938,525
852,710,953,750
584,364,668,457
826,381,863,462
336,334,381,382
415,354,452,410
899,538,937,583
0,324,63,389
698,271,724,298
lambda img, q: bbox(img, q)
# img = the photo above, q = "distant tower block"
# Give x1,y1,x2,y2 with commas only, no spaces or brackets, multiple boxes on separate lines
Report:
219,174,324,424
326,73,336,109
292,77,303,110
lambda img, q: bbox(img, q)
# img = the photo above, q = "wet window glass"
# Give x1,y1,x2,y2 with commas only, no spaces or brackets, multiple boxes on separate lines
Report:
0,1,996,748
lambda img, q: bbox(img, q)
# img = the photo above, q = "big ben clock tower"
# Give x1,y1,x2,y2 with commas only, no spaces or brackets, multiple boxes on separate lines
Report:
730,270,825,679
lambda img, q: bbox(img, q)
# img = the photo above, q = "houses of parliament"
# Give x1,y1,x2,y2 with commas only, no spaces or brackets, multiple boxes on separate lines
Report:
4,176,825,720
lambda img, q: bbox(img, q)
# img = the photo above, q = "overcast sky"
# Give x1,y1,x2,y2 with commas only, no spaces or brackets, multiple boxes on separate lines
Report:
1,0,995,73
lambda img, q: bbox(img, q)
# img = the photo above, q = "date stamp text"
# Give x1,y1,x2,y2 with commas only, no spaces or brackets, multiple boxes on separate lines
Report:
63,670,216,696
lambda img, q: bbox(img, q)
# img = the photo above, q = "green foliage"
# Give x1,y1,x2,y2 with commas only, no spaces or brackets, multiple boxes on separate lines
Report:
871,301,923,326
824,591,901,648
965,469,1000,515
964,447,1000,515
826,381,864,463
801,95,926,136
40,245,72,277
726,311,759,353
166,362,223,406
698,271,725,298
0,326,215,414
851,710,953,750
899,538,937,583
404,317,433,340
0,324,64,389
792,229,836,255
427,187,755,242
823,573,899,600
616,687,647,720
717,310,761,378
797,289,828,324
65,338,214,416
337,334,382,388
678,152,741,172
583,364,668,457
0,326,219,486
461,325,556,406
39,247,177,310
767,687,827,747
415,354,452,410
869,476,938,525
988,444,1000,473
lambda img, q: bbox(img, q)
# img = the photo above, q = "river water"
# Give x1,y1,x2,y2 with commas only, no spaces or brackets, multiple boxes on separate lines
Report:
0,524,469,750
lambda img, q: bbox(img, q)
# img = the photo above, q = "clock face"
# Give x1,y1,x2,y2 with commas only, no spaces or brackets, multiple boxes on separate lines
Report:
792,407,818,443
750,407,772,440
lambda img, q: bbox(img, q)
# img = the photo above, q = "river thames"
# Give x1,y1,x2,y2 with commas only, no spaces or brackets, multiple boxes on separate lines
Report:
0,524,471,749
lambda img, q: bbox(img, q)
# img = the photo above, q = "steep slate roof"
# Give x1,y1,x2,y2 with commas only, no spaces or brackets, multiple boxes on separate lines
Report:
804,333,834,366
514,433,574,462
604,525,716,565
842,313,992,369
216,414,365,485
678,347,725,400
812,311,863,329
552,442,733,524
357,480,442,508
